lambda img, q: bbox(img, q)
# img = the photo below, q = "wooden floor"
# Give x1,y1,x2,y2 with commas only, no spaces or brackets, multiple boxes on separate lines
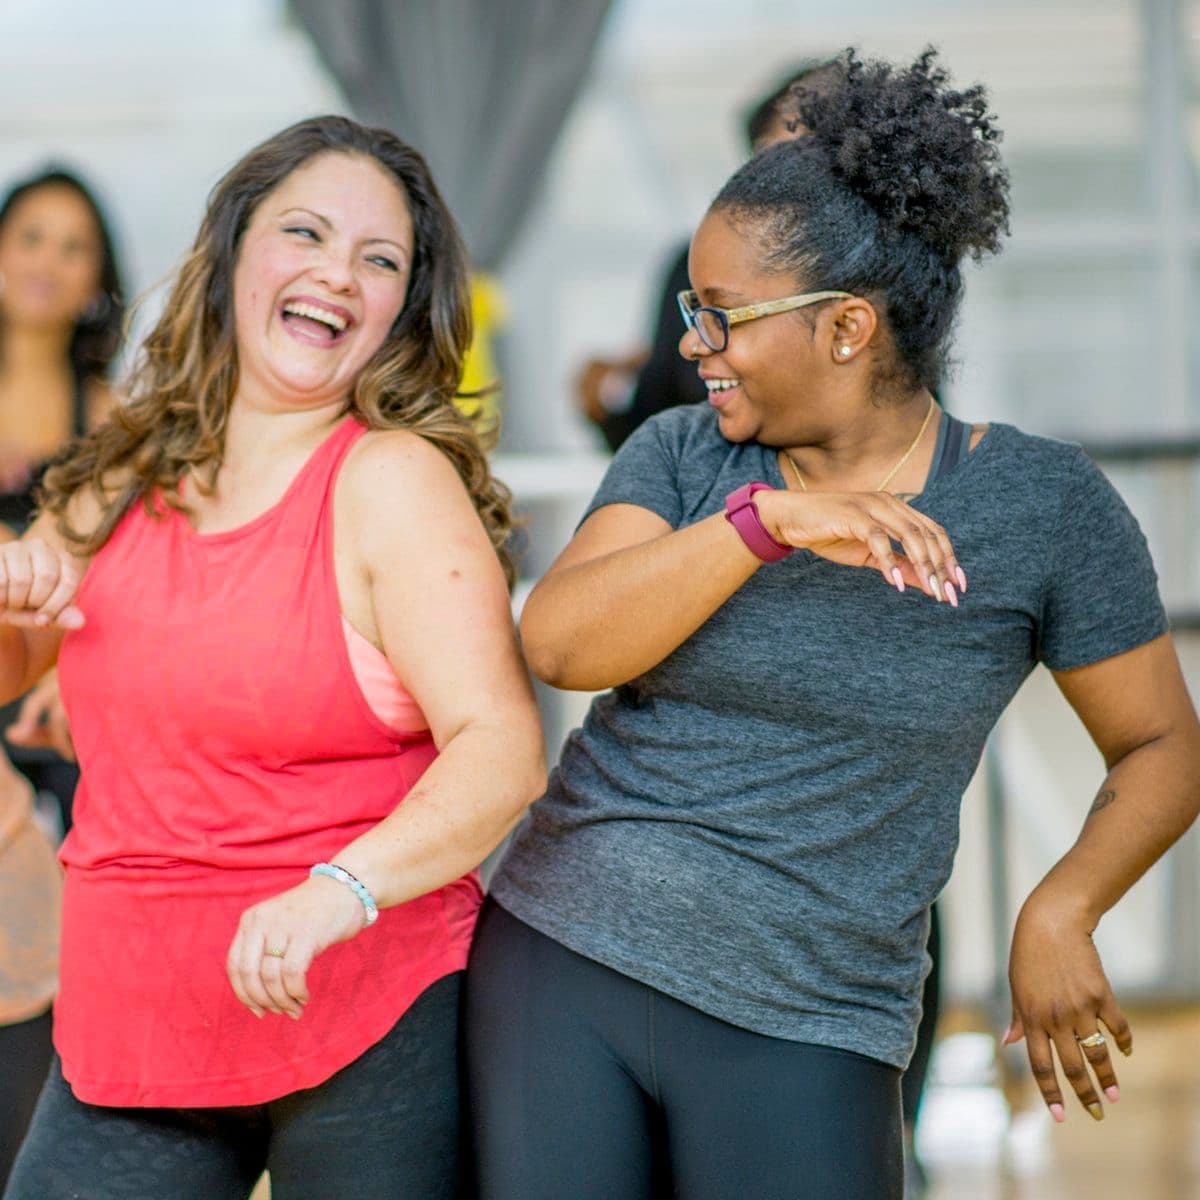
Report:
247,1006,1200,1199
925,1006,1200,1200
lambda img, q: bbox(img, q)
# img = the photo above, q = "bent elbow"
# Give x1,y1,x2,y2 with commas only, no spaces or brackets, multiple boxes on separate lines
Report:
518,605,572,688
521,643,610,692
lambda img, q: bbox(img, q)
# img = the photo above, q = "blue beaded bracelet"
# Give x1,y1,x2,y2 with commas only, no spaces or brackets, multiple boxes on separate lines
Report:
310,862,379,927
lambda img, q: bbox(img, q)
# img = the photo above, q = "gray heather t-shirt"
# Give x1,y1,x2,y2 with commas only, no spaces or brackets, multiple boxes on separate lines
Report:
490,405,1168,1069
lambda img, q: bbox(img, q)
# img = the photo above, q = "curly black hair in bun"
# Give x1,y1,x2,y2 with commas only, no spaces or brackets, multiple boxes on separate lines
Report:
712,48,1010,395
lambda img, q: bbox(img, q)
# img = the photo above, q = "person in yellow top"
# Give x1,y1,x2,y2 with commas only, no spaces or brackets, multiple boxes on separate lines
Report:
458,273,506,427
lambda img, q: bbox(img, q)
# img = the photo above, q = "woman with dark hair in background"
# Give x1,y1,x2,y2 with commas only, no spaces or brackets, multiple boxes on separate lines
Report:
0,169,124,531
0,167,125,780
576,63,832,450
2,115,544,1200
468,49,1200,1199
0,166,124,1191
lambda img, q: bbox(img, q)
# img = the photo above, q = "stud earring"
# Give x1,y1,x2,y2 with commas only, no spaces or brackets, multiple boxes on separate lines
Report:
838,344,852,357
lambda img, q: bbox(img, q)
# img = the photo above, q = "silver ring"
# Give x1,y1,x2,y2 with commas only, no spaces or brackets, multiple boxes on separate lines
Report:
1076,1031,1106,1049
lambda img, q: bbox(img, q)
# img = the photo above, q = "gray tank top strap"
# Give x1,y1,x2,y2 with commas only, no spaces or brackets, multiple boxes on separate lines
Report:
929,412,972,482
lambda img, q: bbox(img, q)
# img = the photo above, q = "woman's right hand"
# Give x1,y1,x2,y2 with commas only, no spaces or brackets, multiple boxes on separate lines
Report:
0,538,85,630
755,489,966,604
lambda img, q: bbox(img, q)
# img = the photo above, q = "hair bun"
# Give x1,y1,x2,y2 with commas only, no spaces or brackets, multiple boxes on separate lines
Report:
793,48,1009,264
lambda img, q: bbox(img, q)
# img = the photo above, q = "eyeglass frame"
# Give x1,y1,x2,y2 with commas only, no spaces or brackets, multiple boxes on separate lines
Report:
676,288,853,353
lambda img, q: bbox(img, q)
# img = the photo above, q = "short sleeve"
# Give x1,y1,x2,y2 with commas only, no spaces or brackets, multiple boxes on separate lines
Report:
579,410,688,529
1037,450,1169,671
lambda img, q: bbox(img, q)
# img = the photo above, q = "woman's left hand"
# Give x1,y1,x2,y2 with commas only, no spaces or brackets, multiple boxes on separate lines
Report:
226,874,367,1019
1004,890,1132,1123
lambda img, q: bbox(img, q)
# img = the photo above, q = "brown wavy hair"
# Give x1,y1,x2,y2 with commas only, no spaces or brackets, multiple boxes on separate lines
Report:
40,115,515,584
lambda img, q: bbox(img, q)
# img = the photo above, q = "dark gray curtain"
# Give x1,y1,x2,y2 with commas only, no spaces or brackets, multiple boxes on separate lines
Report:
289,0,613,270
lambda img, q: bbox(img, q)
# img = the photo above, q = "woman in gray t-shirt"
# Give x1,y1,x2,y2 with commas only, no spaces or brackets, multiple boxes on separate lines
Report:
468,49,1200,1200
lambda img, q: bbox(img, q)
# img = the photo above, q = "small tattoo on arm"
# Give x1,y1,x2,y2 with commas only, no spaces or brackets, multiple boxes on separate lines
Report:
1089,787,1117,817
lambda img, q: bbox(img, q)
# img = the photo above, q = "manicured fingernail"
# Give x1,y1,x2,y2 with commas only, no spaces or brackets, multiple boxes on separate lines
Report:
1086,1102,1104,1122
929,574,940,599
1001,1023,1012,1042
34,613,50,626
891,566,905,592
943,580,958,607
1104,1086,1120,1103
955,567,967,592
1049,1103,1065,1123
1121,1044,1132,1057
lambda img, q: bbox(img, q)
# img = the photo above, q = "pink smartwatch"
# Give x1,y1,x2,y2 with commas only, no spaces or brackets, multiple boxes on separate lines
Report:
724,482,793,563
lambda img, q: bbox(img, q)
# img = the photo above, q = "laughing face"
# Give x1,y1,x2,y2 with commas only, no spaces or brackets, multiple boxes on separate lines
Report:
682,209,839,447
230,151,415,412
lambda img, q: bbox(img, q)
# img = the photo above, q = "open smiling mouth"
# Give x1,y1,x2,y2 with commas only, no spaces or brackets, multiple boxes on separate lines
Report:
280,300,353,345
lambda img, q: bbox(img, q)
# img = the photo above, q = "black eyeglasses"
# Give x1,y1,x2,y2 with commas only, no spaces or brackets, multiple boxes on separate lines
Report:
676,288,852,352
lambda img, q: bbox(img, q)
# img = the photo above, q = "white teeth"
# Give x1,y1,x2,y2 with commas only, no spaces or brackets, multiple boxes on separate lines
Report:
282,301,348,332
704,378,740,392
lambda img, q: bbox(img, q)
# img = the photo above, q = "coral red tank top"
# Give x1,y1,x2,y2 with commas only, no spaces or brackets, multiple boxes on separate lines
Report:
55,416,481,1106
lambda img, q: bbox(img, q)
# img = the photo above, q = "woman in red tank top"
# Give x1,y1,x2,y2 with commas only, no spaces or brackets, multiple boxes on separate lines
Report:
0,117,544,1200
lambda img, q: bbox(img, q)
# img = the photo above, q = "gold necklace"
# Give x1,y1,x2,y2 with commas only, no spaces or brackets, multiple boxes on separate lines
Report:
784,396,937,494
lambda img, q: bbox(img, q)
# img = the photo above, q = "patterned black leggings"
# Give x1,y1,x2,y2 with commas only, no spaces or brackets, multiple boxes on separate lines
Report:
0,1009,53,1194
4,972,465,1200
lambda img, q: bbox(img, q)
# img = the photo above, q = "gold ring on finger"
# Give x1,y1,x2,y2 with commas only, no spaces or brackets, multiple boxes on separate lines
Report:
264,947,287,958
1076,1031,1106,1049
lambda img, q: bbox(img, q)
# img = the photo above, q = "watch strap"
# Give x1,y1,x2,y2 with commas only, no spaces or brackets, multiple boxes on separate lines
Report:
724,482,793,563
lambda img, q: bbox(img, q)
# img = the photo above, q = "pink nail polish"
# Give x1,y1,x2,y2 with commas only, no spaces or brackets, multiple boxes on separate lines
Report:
943,580,958,607
1049,1103,1065,1123
928,574,940,599
1001,1023,1012,1042
1104,1085,1120,1102
891,566,905,593
955,567,967,592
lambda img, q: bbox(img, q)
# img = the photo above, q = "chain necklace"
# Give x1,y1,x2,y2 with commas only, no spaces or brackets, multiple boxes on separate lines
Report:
784,396,936,494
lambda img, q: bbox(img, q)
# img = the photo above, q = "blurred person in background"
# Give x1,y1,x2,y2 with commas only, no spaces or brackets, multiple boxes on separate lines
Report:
469,49,1200,1199
574,67,814,450
0,168,123,536
576,58,942,1194
0,166,124,1192
0,167,125,813
1,115,544,1200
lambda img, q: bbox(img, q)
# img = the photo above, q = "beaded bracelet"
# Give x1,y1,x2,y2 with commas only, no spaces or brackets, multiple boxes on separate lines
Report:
310,862,379,927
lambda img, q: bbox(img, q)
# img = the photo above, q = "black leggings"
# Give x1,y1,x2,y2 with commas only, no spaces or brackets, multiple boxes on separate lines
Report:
902,900,940,1129
4,972,465,1200
0,1009,53,1194
466,901,903,1200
